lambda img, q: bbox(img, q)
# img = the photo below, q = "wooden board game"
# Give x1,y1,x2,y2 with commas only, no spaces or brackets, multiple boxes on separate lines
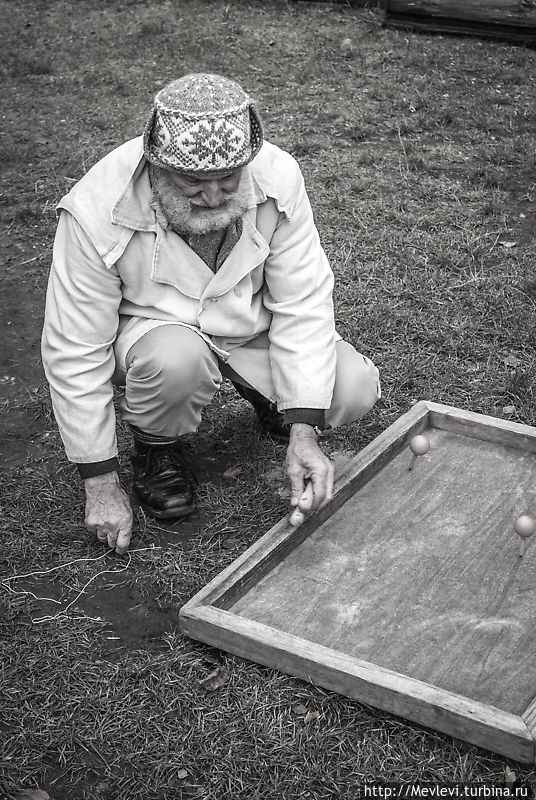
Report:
179,402,536,764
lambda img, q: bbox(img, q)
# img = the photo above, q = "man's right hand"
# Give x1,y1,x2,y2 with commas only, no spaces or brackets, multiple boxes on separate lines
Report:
84,472,133,555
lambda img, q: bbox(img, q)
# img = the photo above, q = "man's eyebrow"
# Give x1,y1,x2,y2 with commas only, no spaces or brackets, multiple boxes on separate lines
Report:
180,173,235,182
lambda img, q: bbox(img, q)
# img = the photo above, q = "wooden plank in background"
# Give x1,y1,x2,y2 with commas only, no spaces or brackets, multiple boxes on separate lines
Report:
384,0,536,43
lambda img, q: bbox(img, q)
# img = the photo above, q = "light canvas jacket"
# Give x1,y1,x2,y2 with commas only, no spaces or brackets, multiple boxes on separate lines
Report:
42,137,337,463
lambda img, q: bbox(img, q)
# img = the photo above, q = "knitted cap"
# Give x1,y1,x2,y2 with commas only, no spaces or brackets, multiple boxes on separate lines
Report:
143,73,263,177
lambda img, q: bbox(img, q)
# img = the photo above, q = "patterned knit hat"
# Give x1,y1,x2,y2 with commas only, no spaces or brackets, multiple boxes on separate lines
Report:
143,73,263,177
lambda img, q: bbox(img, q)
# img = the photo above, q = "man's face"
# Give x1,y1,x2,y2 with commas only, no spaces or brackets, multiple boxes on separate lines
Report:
151,165,249,235
166,170,243,210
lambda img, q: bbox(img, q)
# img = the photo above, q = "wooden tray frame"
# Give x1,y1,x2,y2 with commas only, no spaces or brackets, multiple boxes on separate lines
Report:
179,401,536,764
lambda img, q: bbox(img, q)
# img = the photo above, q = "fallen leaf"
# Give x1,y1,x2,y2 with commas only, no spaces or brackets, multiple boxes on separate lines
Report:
181,785,208,799
200,653,220,666
303,710,320,723
291,703,308,716
177,768,188,779
222,465,242,480
505,767,516,787
502,405,516,415
199,666,219,683
500,353,522,368
14,791,51,800
221,537,240,550
198,666,227,691
500,241,517,248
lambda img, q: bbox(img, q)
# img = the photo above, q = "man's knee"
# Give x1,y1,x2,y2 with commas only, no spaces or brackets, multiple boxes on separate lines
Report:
327,341,381,429
127,325,214,381
126,325,220,398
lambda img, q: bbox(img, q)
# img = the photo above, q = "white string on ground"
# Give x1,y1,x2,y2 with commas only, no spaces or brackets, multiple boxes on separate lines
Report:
1,546,160,624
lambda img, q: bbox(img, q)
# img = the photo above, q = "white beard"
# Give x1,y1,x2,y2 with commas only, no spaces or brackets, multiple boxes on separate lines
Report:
150,166,252,235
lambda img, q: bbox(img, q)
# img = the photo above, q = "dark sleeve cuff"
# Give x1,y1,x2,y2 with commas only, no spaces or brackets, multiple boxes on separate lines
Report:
283,408,326,429
76,457,120,479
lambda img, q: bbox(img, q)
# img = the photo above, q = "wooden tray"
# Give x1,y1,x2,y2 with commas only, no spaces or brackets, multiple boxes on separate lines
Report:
179,402,536,764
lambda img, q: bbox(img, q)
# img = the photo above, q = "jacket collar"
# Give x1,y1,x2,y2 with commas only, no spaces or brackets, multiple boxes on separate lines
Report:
111,151,156,231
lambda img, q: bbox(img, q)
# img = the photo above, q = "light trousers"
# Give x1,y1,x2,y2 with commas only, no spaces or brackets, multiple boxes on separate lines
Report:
116,325,381,437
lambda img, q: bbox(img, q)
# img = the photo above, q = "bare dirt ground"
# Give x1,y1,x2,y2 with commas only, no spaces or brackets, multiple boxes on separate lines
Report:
1,245,48,466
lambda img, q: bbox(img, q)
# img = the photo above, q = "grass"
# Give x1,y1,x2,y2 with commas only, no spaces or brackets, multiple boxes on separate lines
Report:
2,0,536,798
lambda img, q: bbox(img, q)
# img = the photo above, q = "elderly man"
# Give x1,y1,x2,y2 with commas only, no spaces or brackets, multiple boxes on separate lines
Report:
42,73,380,554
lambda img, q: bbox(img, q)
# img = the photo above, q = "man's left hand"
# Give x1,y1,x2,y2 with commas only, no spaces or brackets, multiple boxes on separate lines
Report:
285,423,334,525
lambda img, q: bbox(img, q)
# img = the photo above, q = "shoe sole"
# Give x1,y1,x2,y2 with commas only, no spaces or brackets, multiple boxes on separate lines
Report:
140,503,196,520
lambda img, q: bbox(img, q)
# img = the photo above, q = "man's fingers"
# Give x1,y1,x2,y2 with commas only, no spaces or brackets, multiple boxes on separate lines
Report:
95,525,131,555
88,520,126,551
91,525,117,548
288,472,305,507
298,480,314,511
307,461,334,511
115,524,132,555
289,481,313,526
86,518,107,541
286,433,335,523
107,529,118,550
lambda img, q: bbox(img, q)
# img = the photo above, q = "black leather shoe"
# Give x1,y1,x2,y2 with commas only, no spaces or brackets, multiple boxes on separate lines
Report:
231,381,290,442
131,442,197,520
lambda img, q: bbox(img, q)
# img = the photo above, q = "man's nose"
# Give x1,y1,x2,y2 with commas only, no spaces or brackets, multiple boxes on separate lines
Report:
200,181,223,208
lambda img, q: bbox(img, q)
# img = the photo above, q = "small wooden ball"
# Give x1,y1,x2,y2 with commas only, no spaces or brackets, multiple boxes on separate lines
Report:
409,434,430,456
514,514,536,540
290,507,306,527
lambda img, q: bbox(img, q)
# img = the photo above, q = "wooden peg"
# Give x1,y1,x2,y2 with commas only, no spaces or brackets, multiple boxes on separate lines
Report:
515,514,536,558
408,434,430,471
